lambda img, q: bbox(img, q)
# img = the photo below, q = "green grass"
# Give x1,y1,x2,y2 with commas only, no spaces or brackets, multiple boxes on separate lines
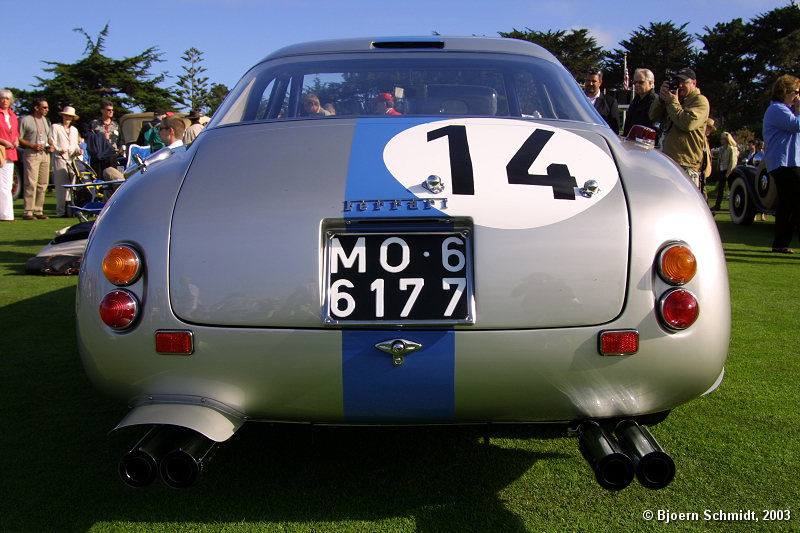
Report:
1,189,798,532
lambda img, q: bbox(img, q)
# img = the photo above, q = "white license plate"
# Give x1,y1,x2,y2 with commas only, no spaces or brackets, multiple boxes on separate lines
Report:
323,230,475,325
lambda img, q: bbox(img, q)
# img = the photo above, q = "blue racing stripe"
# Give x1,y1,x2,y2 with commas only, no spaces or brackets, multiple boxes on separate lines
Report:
341,118,456,422
344,117,447,220
342,330,455,422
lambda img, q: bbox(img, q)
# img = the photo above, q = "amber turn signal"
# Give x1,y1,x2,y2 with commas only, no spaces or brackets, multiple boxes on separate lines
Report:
658,243,696,285
103,245,142,285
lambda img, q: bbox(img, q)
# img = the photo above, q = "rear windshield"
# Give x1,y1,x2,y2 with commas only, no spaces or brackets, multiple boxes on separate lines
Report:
210,54,599,127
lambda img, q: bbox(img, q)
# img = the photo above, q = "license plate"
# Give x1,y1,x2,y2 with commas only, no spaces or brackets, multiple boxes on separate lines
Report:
323,230,475,325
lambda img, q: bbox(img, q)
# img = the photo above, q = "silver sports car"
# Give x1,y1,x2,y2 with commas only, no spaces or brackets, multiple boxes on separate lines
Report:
76,36,730,491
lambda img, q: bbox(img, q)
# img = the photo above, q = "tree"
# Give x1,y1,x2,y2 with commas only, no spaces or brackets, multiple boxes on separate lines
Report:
206,83,230,116
604,22,697,89
499,28,606,80
696,3,800,133
175,47,211,112
22,24,177,132
695,18,755,131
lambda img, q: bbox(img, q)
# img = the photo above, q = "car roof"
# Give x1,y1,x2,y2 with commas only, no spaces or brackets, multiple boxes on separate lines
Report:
260,36,559,64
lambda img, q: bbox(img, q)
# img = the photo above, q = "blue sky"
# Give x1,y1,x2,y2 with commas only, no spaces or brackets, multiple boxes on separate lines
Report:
3,0,788,106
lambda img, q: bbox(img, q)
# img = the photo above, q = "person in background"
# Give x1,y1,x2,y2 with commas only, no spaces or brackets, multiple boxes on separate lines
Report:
374,93,401,115
584,68,619,133
182,109,205,146
756,138,767,221
87,99,121,177
712,132,739,212
158,116,186,150
754,140,765,160
137,108,167,152
18,98,54,220
0,89,19,221
649,67,710,191
741,139,757,165
763,74,800,253
302,94,331,117
700,118,717,201
623,68,656,136
50,106,83,217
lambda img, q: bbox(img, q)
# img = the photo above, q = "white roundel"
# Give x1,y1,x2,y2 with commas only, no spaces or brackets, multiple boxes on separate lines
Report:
382,118,619,229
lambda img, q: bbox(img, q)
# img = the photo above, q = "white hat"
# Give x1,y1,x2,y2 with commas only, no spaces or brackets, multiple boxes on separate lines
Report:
60,106,79,119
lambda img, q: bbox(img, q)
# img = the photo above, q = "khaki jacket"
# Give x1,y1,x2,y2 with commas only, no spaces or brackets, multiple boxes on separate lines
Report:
649,88,710,170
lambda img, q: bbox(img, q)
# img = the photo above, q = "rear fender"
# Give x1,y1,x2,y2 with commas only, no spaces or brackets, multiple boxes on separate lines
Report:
114,402,245,442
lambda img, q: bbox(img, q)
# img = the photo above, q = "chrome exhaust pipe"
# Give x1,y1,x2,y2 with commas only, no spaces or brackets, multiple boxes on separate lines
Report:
577,421,634,491
615,420,675,489
158,428,219,489
119,426,184,487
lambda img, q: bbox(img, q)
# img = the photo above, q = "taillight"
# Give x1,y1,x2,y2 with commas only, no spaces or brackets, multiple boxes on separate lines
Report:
658,289,699,330
155,330,194,355
626,125,656,148
103,245,142,285
599,330,639,356
99,290,140,330
657,243,696,285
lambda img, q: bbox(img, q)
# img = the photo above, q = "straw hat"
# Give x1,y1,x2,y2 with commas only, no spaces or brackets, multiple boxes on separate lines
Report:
60,106,79,119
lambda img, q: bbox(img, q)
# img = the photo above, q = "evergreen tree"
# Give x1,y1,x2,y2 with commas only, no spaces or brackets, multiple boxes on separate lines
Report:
206,83,230,116
175,47,211,112
20,24,176,132
604,22,697,90
695,18,755,131
499,28,606,80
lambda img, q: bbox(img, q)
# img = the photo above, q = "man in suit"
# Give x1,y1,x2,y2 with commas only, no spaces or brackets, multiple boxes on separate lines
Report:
584,68,619,134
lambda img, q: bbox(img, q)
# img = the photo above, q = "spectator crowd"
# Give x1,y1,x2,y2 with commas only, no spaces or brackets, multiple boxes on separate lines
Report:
0,96,209,222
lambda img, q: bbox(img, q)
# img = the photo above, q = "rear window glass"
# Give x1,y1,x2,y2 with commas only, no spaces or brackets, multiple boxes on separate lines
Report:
211,55,598,126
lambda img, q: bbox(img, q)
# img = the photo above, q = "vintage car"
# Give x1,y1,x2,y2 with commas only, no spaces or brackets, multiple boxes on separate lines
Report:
76,36,730,491
727,153,777,224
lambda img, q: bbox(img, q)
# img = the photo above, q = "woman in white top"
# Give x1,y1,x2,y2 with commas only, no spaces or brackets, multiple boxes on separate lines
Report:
712,131,739,211
49,106,83,217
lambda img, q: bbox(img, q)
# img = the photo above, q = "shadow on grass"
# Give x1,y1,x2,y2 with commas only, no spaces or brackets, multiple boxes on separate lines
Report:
1,287,571,532
0,239,61,275
714,217,798,263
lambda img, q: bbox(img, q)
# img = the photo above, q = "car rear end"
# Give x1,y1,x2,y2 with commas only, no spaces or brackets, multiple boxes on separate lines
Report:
76,37,729,490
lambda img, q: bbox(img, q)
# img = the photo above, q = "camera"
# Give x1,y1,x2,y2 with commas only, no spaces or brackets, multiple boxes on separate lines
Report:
665,69,680,91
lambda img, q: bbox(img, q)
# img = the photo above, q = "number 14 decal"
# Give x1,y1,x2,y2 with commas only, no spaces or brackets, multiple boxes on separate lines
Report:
427,125,578,200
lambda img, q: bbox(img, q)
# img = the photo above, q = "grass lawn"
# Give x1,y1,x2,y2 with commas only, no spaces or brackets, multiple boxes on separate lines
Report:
1,189,798,532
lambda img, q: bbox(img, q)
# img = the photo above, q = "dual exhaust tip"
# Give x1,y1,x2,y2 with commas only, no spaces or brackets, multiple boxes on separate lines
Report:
578,419,675,491
119,425,219,489
121,420,672,490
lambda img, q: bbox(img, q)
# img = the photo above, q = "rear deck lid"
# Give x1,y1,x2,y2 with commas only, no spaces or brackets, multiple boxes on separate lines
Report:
169,118,629,328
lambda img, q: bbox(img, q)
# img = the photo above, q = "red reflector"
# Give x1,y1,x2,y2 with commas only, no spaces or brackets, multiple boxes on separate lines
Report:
599,330,639,355
99,290,139,330
659,289,699,330
155,330,194,354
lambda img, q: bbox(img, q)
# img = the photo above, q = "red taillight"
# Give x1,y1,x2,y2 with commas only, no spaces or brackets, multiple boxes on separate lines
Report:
658,289,699,330
155,330,194,355
99,290,139,329
626,125,656,148
599,330,639,355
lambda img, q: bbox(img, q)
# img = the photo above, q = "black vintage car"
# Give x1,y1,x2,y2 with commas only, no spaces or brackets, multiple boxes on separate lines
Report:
727,153,777,225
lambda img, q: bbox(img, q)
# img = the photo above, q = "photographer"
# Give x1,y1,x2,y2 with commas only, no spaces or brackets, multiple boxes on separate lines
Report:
649,67,710,190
